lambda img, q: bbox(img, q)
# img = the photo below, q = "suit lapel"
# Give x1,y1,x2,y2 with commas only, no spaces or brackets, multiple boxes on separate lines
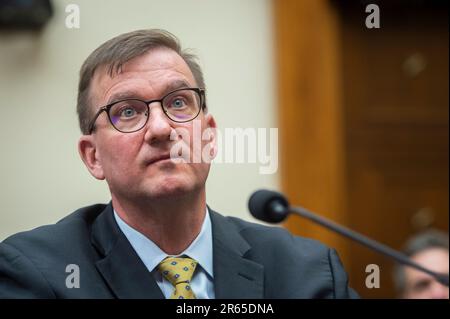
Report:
209,210,265,299
90,204,164,299
90,204,264,299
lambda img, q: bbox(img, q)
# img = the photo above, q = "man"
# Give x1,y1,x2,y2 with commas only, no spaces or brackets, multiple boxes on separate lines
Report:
0,29,357,299
393,229,449,299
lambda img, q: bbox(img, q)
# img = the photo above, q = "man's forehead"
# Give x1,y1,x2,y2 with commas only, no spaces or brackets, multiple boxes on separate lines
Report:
90,48,195,103
413,248,449,264
121,47,189,72
95,48,193,83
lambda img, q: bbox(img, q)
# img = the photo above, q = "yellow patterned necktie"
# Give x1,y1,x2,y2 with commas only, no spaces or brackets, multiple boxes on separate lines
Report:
158,257,198,299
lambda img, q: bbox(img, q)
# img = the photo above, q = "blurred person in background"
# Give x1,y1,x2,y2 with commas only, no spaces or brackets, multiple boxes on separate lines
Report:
393,229,449,299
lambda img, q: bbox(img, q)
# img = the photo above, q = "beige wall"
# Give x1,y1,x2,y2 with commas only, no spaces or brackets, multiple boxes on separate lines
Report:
0,0,278,240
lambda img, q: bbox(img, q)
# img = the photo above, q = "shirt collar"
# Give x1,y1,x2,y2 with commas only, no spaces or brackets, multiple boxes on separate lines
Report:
113,208,214,278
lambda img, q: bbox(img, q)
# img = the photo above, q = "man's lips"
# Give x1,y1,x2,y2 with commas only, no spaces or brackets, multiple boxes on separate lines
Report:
146,154,172,165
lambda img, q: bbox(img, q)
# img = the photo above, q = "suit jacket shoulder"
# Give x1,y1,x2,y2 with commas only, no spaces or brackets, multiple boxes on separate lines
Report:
210,211,358,298
0,204,113,298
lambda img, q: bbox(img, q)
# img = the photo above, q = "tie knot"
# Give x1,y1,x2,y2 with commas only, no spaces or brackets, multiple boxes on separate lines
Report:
158,257,197,286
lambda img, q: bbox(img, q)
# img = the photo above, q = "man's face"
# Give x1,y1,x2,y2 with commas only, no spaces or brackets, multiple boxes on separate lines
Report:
403,248,449,299
78,47,216,203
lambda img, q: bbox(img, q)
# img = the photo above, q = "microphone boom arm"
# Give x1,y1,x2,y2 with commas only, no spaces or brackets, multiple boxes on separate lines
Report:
290,205,449,287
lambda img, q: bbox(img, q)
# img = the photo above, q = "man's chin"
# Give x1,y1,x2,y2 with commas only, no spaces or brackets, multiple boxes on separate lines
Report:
143,179,196,200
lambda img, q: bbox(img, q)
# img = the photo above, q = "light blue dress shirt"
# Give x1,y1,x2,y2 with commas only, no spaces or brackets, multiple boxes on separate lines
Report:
114,209,215,299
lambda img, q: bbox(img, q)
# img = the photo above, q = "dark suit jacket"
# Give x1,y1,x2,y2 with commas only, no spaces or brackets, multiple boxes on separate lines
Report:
0,204,358,298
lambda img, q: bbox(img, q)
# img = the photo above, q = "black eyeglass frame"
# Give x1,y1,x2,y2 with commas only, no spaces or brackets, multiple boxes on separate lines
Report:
87,87,206,134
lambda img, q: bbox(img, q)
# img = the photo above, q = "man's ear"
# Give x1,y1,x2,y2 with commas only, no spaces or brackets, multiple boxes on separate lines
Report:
204,113,218,160
78,135,105,180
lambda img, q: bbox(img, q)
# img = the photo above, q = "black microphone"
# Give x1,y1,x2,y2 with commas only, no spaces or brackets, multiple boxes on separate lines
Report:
248,189,449,287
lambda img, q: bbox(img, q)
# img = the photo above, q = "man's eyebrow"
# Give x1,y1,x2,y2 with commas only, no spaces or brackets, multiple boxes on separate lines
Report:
106,80,193,105
162,80,192,93
107,91,139,104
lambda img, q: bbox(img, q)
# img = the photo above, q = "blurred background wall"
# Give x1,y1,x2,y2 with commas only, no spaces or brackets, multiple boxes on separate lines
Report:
0,0,448,299
0,0,277,238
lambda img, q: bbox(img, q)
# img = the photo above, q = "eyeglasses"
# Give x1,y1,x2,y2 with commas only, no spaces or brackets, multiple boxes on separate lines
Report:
88,87,205,134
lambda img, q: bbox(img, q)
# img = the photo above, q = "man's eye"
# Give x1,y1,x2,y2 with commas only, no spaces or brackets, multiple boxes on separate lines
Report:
170,98,187,109
413,279,432,292
121,107,137,117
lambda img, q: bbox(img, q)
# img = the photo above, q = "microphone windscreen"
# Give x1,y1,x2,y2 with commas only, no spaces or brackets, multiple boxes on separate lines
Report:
248,189,289,223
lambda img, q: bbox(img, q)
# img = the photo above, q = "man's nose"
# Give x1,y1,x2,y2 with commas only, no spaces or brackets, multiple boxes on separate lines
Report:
143,103,174,145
